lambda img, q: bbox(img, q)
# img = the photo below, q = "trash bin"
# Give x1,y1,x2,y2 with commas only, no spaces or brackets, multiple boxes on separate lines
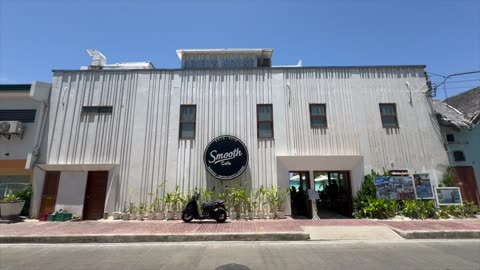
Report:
47,214,56,221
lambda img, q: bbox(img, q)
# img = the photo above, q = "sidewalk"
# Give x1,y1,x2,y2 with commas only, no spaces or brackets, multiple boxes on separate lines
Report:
0,218,479,243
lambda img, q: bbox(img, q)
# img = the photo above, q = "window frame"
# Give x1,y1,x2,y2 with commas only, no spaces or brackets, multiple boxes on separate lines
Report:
309,104,327,128
179,104,196,140
379,103,399,128
81,106,113,114
257,104,274,139
453,150,466,162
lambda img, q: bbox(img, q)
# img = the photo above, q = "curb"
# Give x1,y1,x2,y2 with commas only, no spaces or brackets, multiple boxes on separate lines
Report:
391,229,480,239
0,232,310,244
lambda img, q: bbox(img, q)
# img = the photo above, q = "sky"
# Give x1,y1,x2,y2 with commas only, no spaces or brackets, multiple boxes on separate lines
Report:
1,0,479,99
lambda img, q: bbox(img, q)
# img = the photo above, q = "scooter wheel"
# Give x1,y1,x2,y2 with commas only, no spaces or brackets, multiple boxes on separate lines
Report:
215,209,227,223
182,211,193,223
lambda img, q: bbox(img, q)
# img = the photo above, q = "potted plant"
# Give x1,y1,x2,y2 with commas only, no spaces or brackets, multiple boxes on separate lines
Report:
122,205,130,221
137,202,147,221
276,187,290,219
146,200,156,220
255,186,267,219
0,189,25,218
154,197,165,220
129,203,137,220
112,211,122,220
165,192,175,220
266,186,279,219
247,198,256,220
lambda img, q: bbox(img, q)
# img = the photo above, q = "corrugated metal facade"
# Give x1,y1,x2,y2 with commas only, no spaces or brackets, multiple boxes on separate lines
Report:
40,66,449,212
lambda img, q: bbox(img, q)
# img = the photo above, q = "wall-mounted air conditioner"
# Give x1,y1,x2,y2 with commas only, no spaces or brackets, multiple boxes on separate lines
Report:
0,121,25,139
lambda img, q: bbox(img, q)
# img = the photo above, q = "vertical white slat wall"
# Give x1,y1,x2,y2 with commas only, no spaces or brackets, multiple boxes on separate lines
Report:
45,66,449,210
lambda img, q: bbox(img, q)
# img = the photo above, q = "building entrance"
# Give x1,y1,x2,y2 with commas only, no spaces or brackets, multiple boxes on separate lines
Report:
314,171,352,218
289,171,312,219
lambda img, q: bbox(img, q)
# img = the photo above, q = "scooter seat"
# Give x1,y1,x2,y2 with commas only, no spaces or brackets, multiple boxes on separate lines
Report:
202,199,225,208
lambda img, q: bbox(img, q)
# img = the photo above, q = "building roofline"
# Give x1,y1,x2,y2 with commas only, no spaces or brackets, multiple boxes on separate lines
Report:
176,48,274,60
0,84,32,91
53,64,426,73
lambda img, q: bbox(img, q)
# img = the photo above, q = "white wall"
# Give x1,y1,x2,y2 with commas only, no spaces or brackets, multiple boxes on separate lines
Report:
31,167,45,218
54,171,87,217
41,67,450,211
0,82,50,167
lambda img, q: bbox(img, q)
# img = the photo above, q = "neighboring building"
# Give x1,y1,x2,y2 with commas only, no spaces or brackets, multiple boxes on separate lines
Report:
0,82,51,196
31,49,450,219
434,86,480,205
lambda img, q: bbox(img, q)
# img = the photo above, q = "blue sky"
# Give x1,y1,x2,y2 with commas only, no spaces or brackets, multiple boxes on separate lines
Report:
1,0,479,99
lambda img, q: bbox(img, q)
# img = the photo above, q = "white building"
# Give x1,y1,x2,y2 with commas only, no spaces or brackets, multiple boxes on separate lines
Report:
0,82,51,195
31,49,450,219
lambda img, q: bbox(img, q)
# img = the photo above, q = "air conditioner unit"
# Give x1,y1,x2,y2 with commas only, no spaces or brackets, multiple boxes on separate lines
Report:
0,121,25,139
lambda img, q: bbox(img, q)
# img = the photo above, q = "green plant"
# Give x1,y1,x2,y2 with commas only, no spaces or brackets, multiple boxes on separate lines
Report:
355,197,398,219
2,189,19,202
266,186,279,214
438,205,463,218
401,199,437,219
138,202,147,215
276,187,290,211
353,171,378,217
255,185,268,212
441,167,456,187
16,186,32,216
461,201,478,217
128,202,137,214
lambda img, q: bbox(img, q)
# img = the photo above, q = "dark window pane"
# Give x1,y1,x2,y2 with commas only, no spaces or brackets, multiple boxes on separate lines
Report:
258,106,272,121
258,122,273,138
446,134,455,142
381,105,395,115
382,116,398,127
181,106,196,121
311,116,326,127
180,123,195,139
453,151,465,162
310,105,325,116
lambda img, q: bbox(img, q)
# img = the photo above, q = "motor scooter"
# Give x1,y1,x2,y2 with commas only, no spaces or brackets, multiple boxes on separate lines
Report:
181,192,228,223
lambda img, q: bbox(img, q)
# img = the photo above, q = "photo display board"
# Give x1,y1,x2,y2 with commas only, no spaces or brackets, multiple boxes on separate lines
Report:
374,176,415,200
413,173,434,199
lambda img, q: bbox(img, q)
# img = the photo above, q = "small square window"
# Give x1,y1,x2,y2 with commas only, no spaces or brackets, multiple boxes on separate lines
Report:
257,104,274,139
310,104,327,128
453,151,466,162
446,134,455,142
379,104,399,128
179,105,196,139
81,106,113,114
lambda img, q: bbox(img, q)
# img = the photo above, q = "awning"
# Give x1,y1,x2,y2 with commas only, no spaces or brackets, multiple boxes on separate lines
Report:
36,164,116,171
0,160,32,176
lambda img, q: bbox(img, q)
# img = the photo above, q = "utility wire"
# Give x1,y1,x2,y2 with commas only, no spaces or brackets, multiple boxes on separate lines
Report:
432,70,480,97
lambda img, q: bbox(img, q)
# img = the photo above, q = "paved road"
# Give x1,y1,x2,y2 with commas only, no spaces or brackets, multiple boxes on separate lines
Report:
1,240,479,270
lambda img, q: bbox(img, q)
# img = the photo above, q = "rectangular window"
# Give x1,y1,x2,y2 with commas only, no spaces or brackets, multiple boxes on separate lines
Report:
446,134,455,142
0,110,36,123
81,106,113,114
379,103,399,128
257,104,274,139
309,104,327,128
179,105,196,139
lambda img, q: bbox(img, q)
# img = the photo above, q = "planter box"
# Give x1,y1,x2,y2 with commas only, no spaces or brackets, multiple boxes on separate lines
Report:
0,201,25,218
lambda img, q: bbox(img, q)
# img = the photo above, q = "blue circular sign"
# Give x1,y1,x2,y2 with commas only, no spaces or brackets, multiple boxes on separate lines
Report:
204,135,249,180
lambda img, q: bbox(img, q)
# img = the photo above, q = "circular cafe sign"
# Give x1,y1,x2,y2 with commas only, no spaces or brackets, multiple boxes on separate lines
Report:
204,135,249,180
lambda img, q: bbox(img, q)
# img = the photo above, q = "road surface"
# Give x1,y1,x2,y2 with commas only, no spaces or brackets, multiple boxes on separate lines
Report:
1,240,479,270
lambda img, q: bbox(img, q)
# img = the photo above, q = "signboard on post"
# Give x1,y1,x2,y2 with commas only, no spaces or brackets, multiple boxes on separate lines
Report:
374,176,415,200
435,187,462,205
413,173,434,199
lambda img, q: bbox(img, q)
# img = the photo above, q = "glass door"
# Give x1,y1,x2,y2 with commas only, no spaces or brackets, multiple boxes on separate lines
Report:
289,171,311,218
